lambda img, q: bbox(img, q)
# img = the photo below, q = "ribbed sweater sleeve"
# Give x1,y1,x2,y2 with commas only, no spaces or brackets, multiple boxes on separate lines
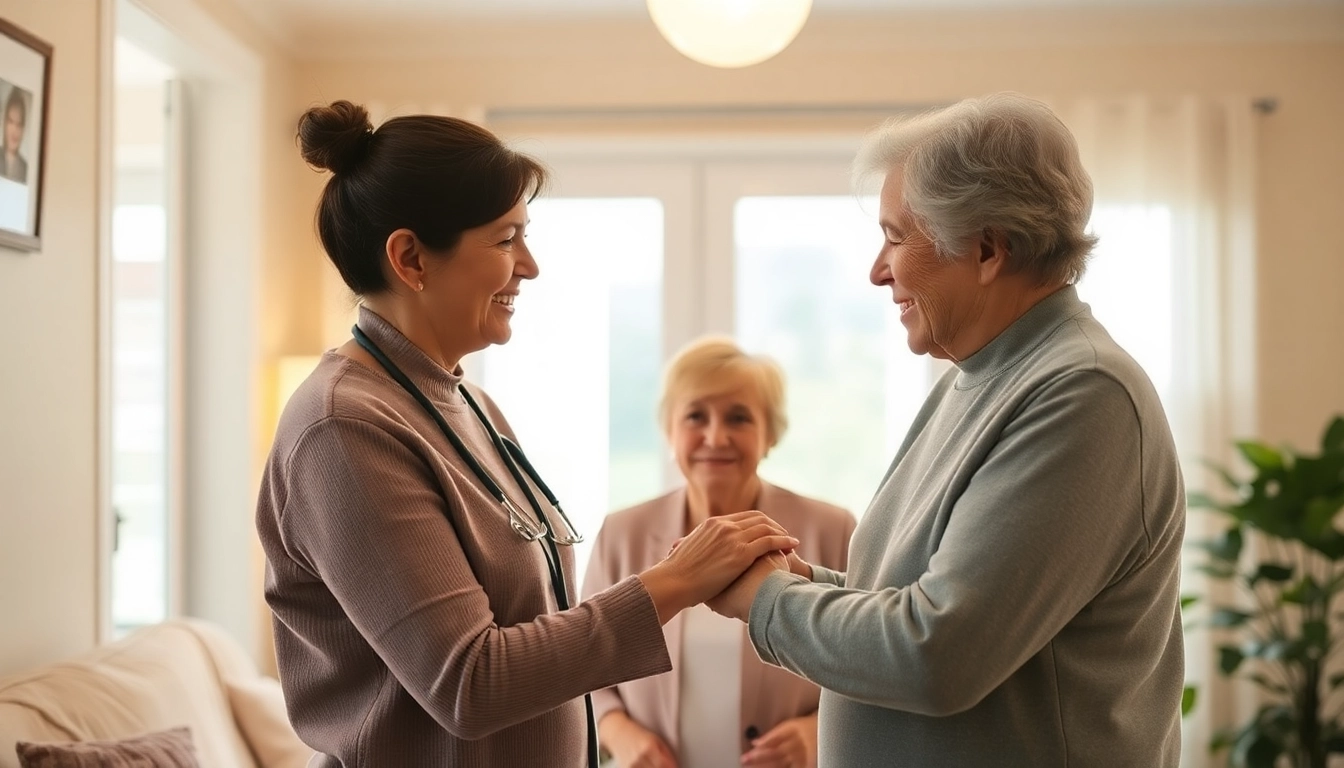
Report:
579,523,629,727
276,414,670,740
808,565,846,587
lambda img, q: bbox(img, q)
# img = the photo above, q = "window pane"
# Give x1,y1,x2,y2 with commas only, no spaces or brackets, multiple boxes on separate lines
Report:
481,198,664,577
1076,205,1174,401
110,39,174,635
735,196,931,519
111,207,168,630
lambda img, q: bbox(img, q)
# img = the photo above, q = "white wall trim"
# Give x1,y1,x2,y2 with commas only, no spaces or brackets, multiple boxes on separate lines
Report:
98,0,265,656
122,0,262,81
95,0,117,645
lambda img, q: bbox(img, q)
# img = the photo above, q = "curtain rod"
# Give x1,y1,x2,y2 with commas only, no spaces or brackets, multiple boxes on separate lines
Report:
487,96,1279,122
485,102,944,122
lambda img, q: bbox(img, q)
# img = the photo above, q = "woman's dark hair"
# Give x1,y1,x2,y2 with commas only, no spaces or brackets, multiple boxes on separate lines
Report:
297,100,548,295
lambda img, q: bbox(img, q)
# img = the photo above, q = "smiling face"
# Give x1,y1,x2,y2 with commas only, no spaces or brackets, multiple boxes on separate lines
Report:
4,102,22,153
423,196,537,357
668,383,771,502
869,167,986,360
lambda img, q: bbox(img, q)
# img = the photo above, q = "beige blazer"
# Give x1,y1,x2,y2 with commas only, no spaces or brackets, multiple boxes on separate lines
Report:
581,482,856,757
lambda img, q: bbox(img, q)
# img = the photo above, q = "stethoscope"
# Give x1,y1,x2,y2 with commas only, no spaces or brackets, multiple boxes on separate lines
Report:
351,325,597,768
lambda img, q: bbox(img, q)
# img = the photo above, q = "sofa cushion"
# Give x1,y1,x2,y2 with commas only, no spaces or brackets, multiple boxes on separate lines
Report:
224,679,310,768
0,622,260,768
15,726,199,767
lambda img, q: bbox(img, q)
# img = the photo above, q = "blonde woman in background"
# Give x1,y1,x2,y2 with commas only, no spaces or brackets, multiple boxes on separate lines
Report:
583,337,856,768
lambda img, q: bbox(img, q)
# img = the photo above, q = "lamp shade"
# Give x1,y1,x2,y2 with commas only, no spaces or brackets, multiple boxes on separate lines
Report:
647,0,812,69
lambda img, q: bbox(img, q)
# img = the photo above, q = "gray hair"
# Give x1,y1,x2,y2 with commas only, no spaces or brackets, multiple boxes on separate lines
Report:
854,93,1097,285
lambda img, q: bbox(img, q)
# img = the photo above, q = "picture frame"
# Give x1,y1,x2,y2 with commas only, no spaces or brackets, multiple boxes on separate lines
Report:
0,17,51,252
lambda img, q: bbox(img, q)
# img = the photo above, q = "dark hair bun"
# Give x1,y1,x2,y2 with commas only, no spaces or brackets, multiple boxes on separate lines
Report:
298,100,374,175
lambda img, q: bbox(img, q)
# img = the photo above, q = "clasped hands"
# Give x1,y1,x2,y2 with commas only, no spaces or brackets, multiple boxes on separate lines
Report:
660,510,812,623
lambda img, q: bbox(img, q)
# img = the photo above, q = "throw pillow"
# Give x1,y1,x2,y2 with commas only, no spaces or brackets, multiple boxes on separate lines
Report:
15,726,200,768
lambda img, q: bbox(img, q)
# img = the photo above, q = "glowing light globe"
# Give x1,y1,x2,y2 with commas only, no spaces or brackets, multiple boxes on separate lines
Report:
647,0,813,69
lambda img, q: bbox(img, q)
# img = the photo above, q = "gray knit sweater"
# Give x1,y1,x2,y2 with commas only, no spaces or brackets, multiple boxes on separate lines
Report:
748,286,1185,767
256,307,672,767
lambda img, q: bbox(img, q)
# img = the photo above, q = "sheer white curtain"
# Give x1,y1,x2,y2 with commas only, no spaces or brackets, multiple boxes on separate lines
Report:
1051,95,1259,766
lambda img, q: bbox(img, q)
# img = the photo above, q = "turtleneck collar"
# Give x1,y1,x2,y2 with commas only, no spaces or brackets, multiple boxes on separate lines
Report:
953,285,1090,390
355,305,466,407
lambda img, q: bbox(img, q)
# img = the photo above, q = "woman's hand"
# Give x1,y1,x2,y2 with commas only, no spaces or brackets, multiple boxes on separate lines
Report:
600,711,679,768
639,511,798,624
739,713,818,768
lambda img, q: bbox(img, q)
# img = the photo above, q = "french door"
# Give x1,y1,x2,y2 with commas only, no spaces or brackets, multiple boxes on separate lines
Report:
474,148,938,575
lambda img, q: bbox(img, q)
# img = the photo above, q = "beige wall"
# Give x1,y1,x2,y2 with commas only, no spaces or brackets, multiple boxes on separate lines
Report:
0,0,101,674
0,0,303,676
294,6,1344,451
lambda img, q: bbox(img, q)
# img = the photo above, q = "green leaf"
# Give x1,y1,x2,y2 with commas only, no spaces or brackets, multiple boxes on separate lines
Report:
1234,731,1283,768
1238,441,1285,472
1259,639,1305,663
1326,734,1344,753
1254,704,1297,739
1188,490,1232,512
1192,527,1243,563
1281,576,1320,605
1209,608,1254,628
1249,564,1294,585
1220,645,1246,674
1305,497,1343,538
1211,727,1238,752
1201,458,1245,492
1243,673,1289,695
1182,685,1197,717
1196,563,1238,580
1303,620,1329,650
1181,594,1199,610
1324,415,1344,454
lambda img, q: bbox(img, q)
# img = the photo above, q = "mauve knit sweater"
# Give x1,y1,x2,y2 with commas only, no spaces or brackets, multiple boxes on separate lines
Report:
256,307,672,767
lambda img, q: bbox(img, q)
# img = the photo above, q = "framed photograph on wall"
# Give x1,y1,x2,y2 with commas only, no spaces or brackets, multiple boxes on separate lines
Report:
0,18,51,252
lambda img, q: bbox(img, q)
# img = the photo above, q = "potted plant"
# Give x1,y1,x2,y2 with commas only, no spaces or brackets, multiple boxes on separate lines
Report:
1185,414,1344,767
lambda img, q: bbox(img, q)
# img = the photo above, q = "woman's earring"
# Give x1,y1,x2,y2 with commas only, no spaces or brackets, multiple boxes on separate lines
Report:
417,281,424,292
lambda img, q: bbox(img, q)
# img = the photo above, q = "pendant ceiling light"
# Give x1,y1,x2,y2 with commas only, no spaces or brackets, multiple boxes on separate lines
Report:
647,0,813,69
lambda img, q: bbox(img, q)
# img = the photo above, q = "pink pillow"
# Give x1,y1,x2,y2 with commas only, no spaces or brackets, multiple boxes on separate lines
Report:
15,726,200,767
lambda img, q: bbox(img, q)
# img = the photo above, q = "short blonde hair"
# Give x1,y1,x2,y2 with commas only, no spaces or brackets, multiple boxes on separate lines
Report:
658,336,788,448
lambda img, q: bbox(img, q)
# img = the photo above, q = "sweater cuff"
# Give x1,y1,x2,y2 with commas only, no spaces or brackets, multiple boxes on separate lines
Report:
603,575,674,678
810,565,846,587
747,570,807,665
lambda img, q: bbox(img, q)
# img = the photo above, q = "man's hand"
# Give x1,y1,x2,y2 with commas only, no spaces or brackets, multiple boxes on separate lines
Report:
707,551,788,621
785,550,813,580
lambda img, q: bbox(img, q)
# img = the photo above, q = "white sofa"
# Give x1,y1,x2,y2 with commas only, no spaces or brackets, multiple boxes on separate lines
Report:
0,619,314,768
